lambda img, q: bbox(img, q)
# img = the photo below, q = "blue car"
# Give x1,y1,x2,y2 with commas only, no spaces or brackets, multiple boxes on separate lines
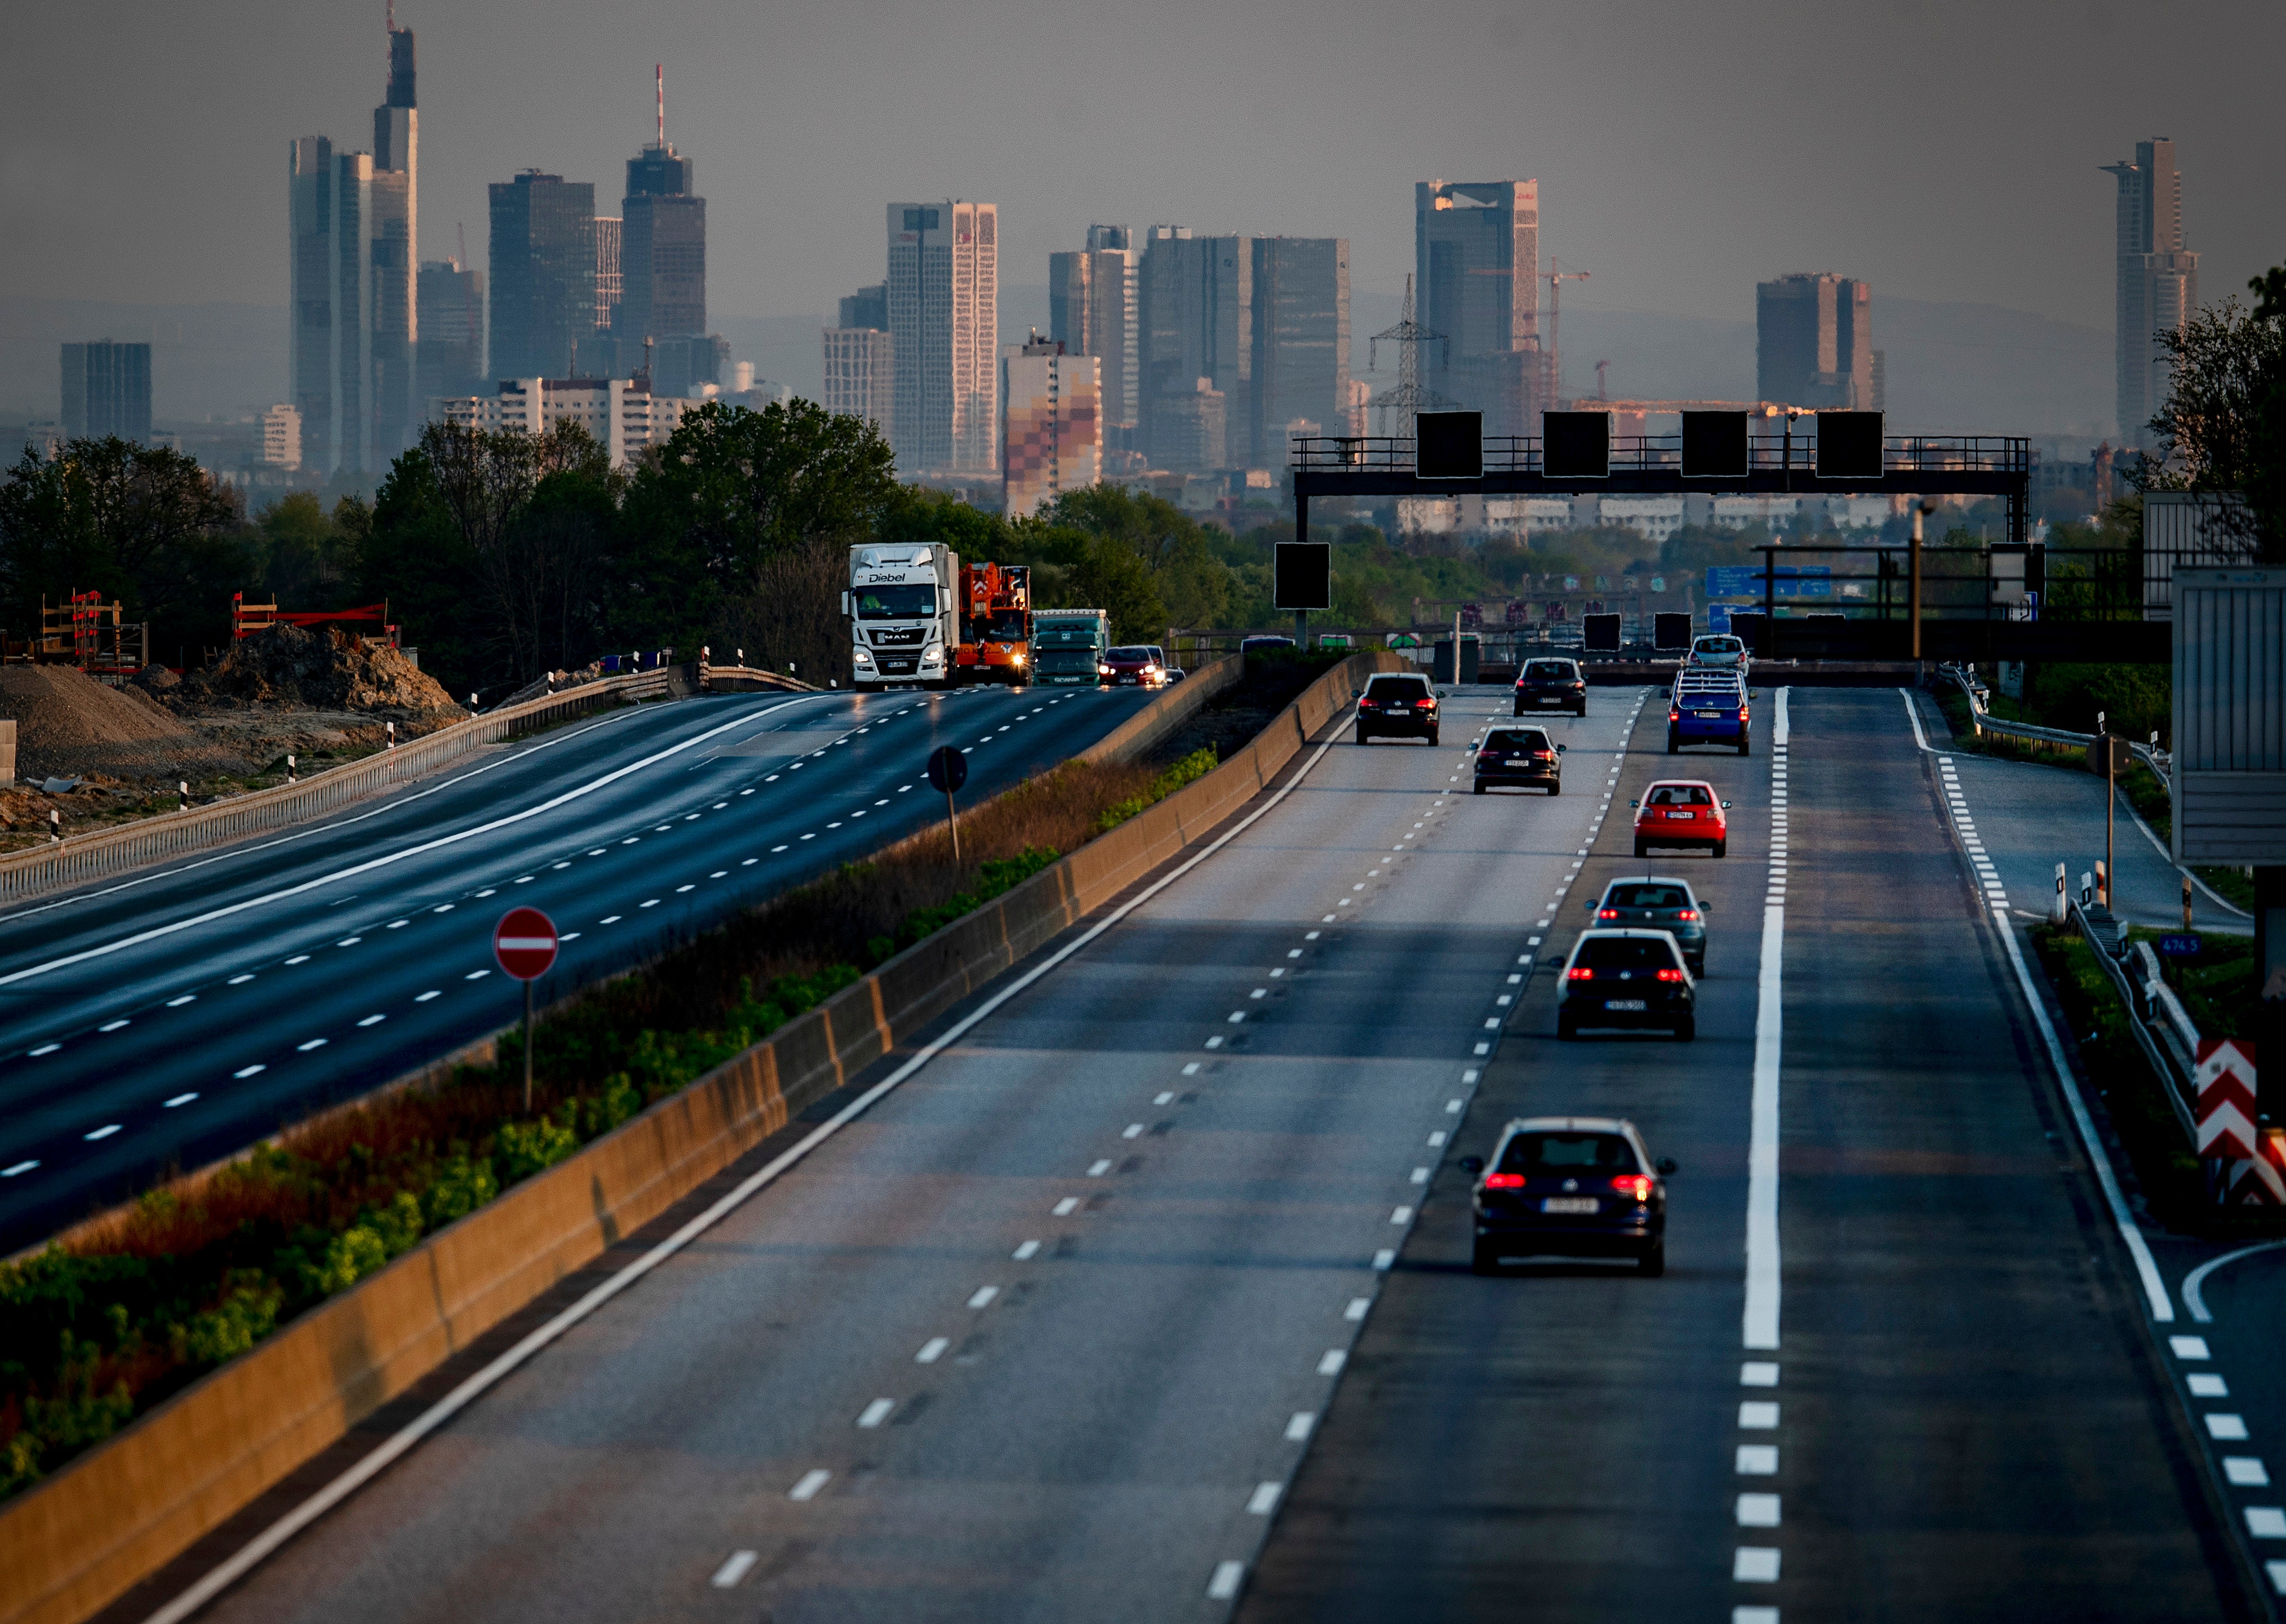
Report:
1668,672,1750,755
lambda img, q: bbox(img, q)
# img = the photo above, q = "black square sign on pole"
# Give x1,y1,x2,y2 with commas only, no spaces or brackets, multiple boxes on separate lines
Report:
1414,411,1483,480
1681,411,1750,479
1814,411,1885,480
1542,412,1611,479
1274,542,1331,611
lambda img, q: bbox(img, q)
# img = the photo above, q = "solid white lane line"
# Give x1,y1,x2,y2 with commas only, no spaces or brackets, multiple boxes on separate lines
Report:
1743,694,1787,1357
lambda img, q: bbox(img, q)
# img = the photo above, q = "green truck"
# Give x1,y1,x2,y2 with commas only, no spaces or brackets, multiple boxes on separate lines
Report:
1029,609,1111,687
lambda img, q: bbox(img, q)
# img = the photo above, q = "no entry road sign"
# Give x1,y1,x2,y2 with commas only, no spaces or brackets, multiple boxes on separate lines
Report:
494,907,560,981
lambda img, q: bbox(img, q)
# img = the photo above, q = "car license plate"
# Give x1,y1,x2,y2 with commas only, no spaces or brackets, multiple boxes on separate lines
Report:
1538,697,1560,704
1666,810,1693,820
1697,710,1722,718
1541,1196,1600,1214
1605,998,1648,1011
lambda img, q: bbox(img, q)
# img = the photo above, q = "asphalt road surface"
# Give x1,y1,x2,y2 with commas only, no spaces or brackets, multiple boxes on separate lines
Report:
100,681,2266,1623
0,682,1154,1252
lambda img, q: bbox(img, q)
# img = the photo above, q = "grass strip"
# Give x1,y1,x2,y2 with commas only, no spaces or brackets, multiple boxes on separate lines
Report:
0,729,1232,1497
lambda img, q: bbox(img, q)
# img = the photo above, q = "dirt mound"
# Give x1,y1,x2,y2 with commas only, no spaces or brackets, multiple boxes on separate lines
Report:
0,665,248,784
182,624,464,716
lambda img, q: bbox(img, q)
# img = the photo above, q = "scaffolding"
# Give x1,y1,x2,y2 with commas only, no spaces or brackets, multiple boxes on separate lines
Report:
232,593,400,649
20,591,149,675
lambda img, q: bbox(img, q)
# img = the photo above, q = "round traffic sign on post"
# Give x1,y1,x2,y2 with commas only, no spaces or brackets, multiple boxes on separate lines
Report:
926,746,968,795
494,907,560,981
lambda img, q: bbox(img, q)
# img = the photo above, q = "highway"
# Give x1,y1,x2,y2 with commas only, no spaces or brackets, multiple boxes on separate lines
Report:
0,681,1157,1253
123,680,2260,1622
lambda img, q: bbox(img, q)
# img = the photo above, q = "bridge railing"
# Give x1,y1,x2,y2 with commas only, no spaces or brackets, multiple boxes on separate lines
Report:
1290,434,2030,474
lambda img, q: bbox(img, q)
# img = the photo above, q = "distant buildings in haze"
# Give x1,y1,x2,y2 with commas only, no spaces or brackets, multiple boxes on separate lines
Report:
60,341,153,442
416,257,485,403
487,171,597,380
886,201,998,475
2103,137,2199,448
1001,334,1100,518
434,375,689,468
1755,272,1879,410
1415,180,1539,436
1049,225,1138,449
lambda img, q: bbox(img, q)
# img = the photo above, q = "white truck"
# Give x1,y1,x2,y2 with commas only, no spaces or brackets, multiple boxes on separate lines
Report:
845,543,960,691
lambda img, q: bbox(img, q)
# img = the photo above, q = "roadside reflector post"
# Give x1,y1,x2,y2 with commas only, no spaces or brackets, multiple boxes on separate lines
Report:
2053,862,2067,925
178,779,188,811
2096,859,2109,911
47,809,60,842
286,752,296,784
387,720,397,751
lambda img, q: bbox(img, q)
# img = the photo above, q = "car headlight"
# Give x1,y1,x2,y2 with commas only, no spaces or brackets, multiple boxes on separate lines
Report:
853,646,875,665
1012,650,1025,664
1098,664,1113,676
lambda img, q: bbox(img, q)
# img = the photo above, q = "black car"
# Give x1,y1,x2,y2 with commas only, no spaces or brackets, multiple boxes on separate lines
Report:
1515,656,1587,717
1473,726,1564,795
1462,1115,1675,1275
1584,876,1708,974
1356,673,1440,745
1556,928,1695,1041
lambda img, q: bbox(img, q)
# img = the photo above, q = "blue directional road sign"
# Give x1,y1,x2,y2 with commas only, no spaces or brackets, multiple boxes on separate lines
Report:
1704,565,1835,600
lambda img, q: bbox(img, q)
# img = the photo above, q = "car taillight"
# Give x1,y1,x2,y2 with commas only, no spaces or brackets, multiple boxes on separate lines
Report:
1669,708,1681,722
1533,750,1554,760
1610,1174,1654,1201
1567,966,1594,980
1677,908,1698,921
1597,908,1619,919
1415,698,1436,709
1484,1172,1526,1190
1656,967,1686,983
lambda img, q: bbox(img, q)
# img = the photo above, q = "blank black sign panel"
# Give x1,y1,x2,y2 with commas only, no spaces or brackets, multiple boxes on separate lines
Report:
1583,613,1622,653
1414,411,1484,480
1653,612,1693,651
1542,412,1611,479
1274,542,1332,611
1815,411,1884,480
1681,411,1750,479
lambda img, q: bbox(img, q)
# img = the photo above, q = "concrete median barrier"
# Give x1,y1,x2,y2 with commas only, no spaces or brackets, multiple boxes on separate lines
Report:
0,649,1396,1624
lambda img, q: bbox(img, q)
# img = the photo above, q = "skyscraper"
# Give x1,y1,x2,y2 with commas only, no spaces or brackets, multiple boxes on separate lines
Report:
617,69,708,378
823,327,895,443
840,285,888,331
594,216,623,339
1248,238,1348,469
1137,227,1250,471
2104,139,2201,447
1755,273,1874,408
1050,225,1139,449
285,14,418,474
1415,180,1538,434
1001,335,1100,519
886,201,998,473
416,258,485,404
490,171,598,379
60,343,153,442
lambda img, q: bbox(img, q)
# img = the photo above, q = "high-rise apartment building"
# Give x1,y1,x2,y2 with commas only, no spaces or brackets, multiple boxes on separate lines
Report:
1050,225,1138,447
1755,273,1874,409
595,217,623,338
886,201,998,473
1248,238,1348,469
433,375,689,468
840,284,888,332
286,15,418,474
2104,138,2201,447
822,328,895,443
261,403,303,471
60,342,153,442
1138,227,1251,471
1415,180,1539,435
1001,335,1100,519
490,171,598,380
416,258,485,404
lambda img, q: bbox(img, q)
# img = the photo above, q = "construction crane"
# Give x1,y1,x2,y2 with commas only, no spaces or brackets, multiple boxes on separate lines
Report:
1542,259,1590,403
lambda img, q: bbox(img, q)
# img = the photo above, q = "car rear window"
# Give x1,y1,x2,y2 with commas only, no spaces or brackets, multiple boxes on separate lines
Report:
1368,676,1431,700
1696,637,1743,653
1606,884,1689,909
1575,936,1683,970
1523,661,1575,680
1105,647,1152,661
1498,1132,1639,1175
1484,730,1549,752
1645,784,1714,806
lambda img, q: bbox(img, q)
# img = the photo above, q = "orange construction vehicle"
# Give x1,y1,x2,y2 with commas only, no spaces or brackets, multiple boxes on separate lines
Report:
955,562,1031,686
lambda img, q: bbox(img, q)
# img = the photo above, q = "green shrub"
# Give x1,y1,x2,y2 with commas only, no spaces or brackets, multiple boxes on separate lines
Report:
495,1117,579,1184
422,1151,498,1227
167,1274,284,1366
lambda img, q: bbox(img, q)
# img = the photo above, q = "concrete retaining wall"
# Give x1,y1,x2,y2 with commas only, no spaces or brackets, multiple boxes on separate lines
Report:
0,650,1395,1624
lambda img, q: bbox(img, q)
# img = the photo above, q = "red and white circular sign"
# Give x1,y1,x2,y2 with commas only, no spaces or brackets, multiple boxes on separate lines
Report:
493,907,560,981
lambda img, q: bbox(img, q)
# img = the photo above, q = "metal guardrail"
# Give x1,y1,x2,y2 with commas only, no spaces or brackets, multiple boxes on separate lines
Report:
0,668,695,907
1290,433,2030,474
2069,900,2198,1144
1937,664,2171,791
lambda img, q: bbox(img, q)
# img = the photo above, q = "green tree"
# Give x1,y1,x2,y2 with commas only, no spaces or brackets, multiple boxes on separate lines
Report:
0,436,250,662
2142,292,2286,558
1064,538,1165,642
360,446,483,695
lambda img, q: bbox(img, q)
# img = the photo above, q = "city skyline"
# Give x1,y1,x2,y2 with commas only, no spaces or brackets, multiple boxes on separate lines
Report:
6,1,2279,344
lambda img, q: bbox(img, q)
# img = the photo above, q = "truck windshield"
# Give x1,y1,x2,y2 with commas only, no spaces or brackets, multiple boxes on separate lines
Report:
854,585,935,619
983,611,1028,641
1036,626,1098,646
1035,650,1098,672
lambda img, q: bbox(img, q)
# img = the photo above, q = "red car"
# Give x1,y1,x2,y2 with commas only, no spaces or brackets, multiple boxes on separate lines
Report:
1099,645,1171,687
1631,779,1733,858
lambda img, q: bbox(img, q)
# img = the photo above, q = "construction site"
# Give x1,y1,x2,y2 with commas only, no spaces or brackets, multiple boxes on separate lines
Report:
0,591,464,850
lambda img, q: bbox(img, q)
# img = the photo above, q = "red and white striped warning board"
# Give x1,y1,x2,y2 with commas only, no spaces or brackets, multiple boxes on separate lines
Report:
2228,1128,2286,1206
2195,1037,2258,1162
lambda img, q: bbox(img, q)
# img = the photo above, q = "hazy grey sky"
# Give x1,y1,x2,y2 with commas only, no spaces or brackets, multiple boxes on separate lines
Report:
6,0,2281,330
